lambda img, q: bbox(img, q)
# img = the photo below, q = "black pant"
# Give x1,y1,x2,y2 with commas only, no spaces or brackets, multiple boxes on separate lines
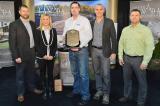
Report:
38,59,54,89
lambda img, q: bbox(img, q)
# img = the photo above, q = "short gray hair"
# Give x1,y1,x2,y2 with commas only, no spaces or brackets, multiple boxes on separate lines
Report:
94,4,106,17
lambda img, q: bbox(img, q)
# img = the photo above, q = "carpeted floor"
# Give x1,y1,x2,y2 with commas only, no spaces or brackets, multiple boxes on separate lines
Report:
0,66,160,106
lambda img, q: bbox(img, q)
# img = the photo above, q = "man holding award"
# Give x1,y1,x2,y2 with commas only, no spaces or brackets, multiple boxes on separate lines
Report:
63,1,92,106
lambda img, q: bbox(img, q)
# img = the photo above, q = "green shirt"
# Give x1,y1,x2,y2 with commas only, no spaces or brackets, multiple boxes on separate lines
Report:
118,23,154,65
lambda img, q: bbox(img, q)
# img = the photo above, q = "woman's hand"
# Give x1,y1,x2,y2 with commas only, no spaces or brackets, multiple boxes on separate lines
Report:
43,55,54,60
48,56,53,60
43,55,48,60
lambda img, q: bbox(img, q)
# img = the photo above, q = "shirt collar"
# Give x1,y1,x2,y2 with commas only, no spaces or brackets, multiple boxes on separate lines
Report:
42,26,50,31
95,18,104,24
20,17,29,23
130,22,141,28
71,15,80,21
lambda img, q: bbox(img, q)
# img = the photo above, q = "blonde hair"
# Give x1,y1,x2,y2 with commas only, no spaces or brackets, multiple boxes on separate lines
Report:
39,14,53,30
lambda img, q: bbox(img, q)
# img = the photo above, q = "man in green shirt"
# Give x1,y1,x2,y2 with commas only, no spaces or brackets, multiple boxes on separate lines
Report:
118,9,154,106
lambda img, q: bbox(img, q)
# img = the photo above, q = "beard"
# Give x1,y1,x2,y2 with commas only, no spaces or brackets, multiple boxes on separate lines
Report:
20,15,29,20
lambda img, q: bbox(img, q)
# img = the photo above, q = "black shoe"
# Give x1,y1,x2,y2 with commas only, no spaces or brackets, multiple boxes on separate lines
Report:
48,88,53,98
77,100,89,106
48,92,53,98
137,104,144,106
67,92,79,98
118,97,130,103
42,92,47,100
32,88,43,95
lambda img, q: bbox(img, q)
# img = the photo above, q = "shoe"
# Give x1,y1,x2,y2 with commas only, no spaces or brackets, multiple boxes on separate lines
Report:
66,92,79,98
42,88,48,100
48,92,53,98
77,100,89,106
93,91,103,100
48,88,53,98
33,88,43,95
102,95,109,104
118,96,130,103
17,95,24,102
137,103,144,106
42,92,47,100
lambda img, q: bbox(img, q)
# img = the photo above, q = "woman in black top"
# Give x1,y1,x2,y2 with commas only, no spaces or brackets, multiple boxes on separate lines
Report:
36,14,57,99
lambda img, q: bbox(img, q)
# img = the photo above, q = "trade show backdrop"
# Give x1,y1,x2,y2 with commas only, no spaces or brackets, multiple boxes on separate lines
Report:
34,0,108,85
0,1,15,68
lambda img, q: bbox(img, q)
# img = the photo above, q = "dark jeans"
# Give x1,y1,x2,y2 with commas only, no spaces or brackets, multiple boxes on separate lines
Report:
123,55,147,104
16,60,36,96
69,47,90,101
38,59,54,89
91,48,110,96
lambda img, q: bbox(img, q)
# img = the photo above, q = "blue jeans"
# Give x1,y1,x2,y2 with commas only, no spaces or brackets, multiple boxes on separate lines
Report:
16,60,36,96
69,47,90,101
91,48,110,96
123,55,147,104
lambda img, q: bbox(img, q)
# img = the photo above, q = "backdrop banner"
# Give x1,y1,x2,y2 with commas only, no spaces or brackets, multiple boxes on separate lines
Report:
0,1,15,69
130,1,160,44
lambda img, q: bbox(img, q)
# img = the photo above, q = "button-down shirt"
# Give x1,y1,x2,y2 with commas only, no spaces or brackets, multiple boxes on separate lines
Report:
118,23,154,65
20,17,35,48
92,19,104,47
63,15,92,48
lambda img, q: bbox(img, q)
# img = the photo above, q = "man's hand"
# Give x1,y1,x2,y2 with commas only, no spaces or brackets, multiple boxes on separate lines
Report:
110,53,116,61
140,64,147,70
119,59,124,66
15,58,22,64
70,48,79,52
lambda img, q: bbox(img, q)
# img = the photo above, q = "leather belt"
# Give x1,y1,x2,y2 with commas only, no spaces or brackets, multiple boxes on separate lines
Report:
92,46,102,49
125,53,143,58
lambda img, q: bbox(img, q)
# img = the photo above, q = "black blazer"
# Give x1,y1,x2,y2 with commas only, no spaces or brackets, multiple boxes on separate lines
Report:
36,28,57,58
90,18,117,58
9,19,37,61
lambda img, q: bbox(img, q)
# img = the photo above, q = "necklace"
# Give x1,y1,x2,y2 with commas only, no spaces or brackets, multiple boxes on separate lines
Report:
41,29,54,56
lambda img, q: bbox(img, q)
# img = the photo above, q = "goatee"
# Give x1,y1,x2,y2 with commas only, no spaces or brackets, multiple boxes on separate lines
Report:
21,15,29,20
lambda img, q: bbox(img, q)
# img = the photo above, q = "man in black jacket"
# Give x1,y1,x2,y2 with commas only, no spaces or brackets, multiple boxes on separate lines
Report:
90,4,117,104
9,5,42,102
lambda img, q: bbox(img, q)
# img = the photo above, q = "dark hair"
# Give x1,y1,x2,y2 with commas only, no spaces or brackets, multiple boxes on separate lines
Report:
70,1,81,17
19,4,28,10
130,9,141,15
70,1,81,8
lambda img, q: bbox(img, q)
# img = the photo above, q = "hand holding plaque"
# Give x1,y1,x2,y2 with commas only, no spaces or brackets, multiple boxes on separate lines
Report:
65,29,80,48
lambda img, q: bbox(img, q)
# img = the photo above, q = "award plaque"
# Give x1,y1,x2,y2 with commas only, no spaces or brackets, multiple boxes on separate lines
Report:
65,29,80,48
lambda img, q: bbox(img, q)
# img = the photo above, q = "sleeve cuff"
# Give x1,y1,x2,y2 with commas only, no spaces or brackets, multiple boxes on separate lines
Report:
79,45,83,48
118,56,123,60
142,60,149,66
